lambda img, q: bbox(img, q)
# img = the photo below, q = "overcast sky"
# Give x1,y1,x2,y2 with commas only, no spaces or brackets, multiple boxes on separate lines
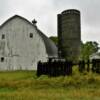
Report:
0,0,100,44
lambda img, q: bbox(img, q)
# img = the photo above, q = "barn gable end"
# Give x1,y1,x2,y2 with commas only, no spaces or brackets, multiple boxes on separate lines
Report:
0,15,57,70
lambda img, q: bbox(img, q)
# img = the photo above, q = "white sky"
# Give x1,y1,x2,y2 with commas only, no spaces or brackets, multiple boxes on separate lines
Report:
0,0,100,44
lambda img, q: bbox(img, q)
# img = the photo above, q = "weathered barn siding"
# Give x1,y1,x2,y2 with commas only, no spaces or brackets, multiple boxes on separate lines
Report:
0,16,49,70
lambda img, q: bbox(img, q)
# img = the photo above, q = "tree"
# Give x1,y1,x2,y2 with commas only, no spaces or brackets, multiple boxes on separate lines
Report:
80,41,99,60
49,36,99,61
49,36,58,46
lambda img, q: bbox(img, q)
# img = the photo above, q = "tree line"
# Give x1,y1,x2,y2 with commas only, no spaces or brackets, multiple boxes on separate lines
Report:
49,36,99,60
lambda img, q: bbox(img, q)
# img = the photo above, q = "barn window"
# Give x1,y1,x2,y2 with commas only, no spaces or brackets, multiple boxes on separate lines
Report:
1,57,4,62
30,33,33,38
2,34,5,39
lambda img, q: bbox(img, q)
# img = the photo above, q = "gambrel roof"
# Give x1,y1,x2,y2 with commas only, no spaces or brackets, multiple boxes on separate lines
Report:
0,15,58,57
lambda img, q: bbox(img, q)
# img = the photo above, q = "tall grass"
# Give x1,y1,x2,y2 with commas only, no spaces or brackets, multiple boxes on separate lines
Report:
0,69,99,100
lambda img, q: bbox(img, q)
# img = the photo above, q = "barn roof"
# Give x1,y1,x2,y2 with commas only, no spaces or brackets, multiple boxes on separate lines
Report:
0,15,58,57
37,29,58,57
0,15,36,28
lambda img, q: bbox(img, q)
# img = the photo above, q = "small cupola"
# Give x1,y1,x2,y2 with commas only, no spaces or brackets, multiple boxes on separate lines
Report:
32,19,37,26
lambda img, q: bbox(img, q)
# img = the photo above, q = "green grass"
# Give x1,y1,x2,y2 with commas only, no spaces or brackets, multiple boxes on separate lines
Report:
0,69,99,100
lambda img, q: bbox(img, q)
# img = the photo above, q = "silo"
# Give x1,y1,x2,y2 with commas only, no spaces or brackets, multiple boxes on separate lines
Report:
57,9,81,61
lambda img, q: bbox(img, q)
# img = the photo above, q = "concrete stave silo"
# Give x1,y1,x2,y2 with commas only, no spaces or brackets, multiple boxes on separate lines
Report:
57,9,81,61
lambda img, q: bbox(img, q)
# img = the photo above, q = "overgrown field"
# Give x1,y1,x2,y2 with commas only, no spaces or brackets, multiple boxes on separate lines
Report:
0,67,100,100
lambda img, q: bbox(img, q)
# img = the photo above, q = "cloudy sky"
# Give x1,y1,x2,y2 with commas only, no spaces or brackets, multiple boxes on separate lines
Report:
0,0,100,44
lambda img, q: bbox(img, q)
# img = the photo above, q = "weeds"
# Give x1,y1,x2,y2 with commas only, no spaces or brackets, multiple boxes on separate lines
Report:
0,70,99,100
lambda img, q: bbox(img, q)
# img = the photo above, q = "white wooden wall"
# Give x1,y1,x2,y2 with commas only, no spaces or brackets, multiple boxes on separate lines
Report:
0,17,48,70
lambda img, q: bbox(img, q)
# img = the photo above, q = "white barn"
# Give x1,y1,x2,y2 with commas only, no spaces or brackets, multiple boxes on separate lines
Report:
0,15,57,70
89,52,100,60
